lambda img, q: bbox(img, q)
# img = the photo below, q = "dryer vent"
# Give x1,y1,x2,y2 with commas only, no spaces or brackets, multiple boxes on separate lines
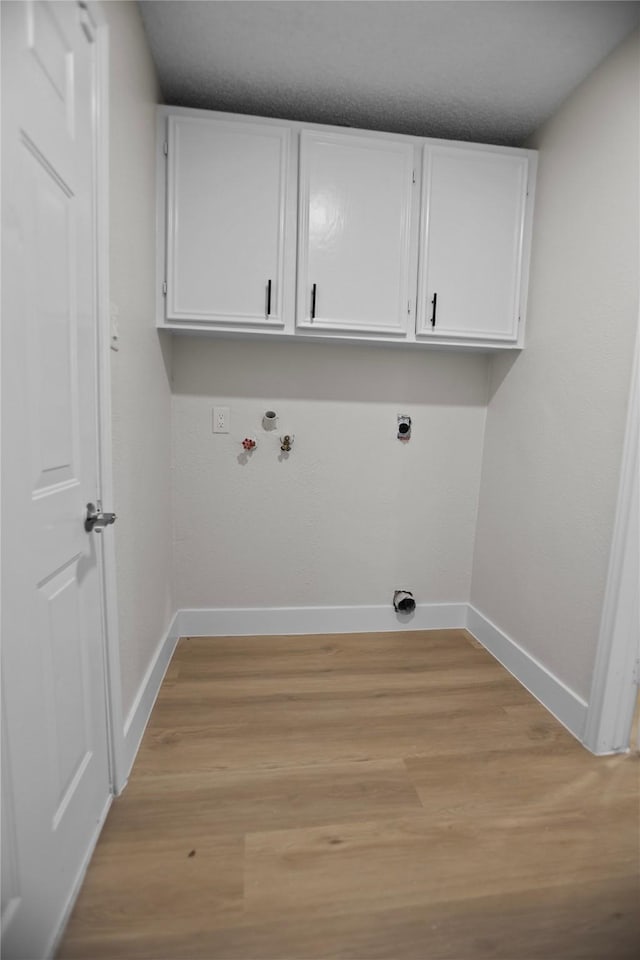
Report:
393,590,416,614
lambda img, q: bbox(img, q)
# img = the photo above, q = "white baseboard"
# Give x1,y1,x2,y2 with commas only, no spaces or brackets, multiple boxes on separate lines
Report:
175,602,468,638
121,613,181,786
466,605,588,742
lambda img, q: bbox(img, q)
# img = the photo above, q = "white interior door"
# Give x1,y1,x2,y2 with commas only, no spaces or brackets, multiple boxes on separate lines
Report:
1,3,112,956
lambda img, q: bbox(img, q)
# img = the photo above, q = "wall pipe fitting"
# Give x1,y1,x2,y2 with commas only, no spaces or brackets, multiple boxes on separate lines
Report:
262,410,278,430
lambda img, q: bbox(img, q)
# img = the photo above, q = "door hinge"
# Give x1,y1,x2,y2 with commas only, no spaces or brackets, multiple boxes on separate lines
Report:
632,658,640,685
412,170,416,184
162,281,167,296
407,300,411,315
163,141,168,157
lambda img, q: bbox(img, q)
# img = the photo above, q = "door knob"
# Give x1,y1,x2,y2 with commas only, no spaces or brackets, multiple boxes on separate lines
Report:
85,501,117,532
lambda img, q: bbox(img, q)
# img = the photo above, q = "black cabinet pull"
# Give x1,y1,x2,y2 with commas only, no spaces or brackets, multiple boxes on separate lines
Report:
311,283,317,320
266,279,272,317
430,292,438,327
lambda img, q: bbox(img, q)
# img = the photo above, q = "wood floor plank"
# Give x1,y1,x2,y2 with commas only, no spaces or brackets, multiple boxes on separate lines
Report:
171,631,489,681
135,705,570,776
405,742,640,821
60,875,640,960
57,630,640,960
145,688,534,751
243,810,637,921
60,834,243,949
156,663,521,703
104,758,423,838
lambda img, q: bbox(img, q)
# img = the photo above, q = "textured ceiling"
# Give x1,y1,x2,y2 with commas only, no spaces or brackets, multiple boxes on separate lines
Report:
138,1,640,146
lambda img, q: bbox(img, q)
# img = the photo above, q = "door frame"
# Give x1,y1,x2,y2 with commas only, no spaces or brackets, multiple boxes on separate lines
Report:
85,0,126,793
583,316,640,754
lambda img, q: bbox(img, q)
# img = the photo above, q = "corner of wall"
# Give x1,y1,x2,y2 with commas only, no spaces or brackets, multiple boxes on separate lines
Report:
103,0,175,727
470,29,640,705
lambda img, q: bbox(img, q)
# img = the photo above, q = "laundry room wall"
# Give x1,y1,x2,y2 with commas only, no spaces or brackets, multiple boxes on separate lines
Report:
105,0,174,720
171,338,490,611
471,30,640,701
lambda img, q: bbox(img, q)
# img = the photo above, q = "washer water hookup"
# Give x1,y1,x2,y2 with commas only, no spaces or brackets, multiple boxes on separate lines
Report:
397,415,412,441
262,410,278,431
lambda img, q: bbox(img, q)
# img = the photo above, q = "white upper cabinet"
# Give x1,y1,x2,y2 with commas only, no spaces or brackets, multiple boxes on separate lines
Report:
297,130,415,335
164,115,292,327
157,107,536,349
416,146,530,342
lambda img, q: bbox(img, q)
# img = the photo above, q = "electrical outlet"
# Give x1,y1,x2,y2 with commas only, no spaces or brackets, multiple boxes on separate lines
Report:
212,406,230,434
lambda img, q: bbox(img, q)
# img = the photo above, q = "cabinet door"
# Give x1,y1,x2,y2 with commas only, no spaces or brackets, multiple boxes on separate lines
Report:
166,116,289,326
417,146,529,341
297,130,414,335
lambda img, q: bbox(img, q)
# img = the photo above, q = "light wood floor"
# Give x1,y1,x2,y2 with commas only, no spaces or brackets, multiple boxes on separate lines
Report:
59,630,639,960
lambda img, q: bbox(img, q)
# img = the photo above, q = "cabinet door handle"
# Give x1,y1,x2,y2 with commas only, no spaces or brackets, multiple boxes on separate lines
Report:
430,292,438,327
266,279,272,317
311,283,317,320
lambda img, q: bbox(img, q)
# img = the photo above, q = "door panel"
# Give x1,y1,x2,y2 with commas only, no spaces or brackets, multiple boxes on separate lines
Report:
417,146,528,340
1,3,111,956
25,140,78,492
297,130,414,335
39,565,92,820
30,0,70,101
24,0,76,182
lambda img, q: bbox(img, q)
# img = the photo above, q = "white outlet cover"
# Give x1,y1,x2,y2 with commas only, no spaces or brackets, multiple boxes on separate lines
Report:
212,406,230,433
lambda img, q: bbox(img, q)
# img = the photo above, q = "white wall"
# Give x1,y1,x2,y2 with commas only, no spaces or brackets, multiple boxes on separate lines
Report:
104,8,637,728
471,31,639,701
104,0,174,718
172,339,489,610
